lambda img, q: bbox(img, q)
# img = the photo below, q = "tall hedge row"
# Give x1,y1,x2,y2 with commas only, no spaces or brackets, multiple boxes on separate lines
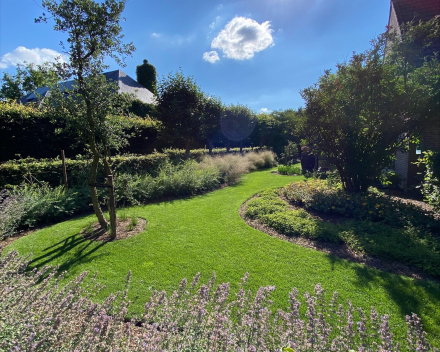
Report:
0,102,160,161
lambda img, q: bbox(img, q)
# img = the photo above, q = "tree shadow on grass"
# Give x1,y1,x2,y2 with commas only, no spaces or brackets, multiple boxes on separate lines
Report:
29,231,109,273
325,253,440,337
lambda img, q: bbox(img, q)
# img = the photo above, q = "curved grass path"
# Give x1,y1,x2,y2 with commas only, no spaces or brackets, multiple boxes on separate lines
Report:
5,169,440,345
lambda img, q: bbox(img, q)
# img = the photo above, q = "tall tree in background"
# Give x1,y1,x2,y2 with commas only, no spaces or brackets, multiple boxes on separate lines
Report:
136,59,157,95
201,95,223,154
37,0,135,236
157,69,205,158
300,18,440,193
0,62,67,101
221,104,256,153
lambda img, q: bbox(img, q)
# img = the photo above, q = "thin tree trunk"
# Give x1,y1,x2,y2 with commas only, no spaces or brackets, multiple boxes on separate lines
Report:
103,153,117,238
89,152,108,229
208,139,213,155
185,140,191,159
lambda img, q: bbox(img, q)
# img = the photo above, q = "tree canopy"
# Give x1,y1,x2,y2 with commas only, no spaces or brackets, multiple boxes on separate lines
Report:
157,69,205,157
300,18,440,193
0,62,66,101
38,0,135,235
136,59,157,95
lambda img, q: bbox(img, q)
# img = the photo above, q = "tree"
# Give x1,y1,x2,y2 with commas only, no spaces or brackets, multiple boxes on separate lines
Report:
136,59,157,95
300,19,440,193
157,69,205,158
201,95,223,154
221,104,256,153
38,0,135,237
0,62,66,101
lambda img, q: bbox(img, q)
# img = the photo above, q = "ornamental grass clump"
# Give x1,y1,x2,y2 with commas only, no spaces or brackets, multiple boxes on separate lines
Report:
0,249,437,351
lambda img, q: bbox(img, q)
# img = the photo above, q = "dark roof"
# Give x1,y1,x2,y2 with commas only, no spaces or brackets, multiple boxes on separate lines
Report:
390,0,440,62
19,69,156,105
392,0,440,24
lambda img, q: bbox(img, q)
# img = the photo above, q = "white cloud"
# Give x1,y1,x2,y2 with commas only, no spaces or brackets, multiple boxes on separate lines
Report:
209,16,221,30
0,46,66,68
216,4,223,11
150,32,161,38
203,51,220,63
260,108,272,114
211,17,273,60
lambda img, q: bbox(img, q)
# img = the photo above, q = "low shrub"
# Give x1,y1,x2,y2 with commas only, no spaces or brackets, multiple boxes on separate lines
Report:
278,164,302,175
0,250,437,351
245,188,440,277
418,151,440,212
0,183,90,239
282,179,439,231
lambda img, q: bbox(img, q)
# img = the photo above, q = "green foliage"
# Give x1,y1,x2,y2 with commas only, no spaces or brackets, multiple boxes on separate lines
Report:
0,62,66,101
221,104,256,147
278,164,302,175
157,68,205,155
136,59,158,95
380,169,403,189
0,183,90,238
251,109,302,155
282,179,439,230
300,18,440,193
418,151,440,212
0,102,160,161
245,187,440,276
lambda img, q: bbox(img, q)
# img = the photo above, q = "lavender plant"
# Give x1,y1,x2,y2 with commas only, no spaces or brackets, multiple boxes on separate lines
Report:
0,189,26,239
0,249,437,351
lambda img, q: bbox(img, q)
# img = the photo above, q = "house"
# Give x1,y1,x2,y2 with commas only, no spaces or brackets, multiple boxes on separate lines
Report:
19,69,156,105
387,0,440,189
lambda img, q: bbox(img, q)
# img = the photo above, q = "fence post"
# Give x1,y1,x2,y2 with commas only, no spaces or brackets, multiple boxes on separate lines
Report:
107,175,117,239
61,150,68,189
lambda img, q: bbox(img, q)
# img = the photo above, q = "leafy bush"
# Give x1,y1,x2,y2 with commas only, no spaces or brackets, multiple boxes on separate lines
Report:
278,164,302,175
418,151,440,212
245,187,440,276
0,250,437,351
282,179,439,230
115,160,221,205
0,183,90,239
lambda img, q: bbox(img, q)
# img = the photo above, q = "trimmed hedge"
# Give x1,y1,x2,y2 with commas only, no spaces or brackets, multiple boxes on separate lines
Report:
0,102,160,161
0,147,265,187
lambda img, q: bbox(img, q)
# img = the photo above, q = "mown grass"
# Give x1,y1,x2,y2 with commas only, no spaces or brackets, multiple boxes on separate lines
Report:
4,169,440,346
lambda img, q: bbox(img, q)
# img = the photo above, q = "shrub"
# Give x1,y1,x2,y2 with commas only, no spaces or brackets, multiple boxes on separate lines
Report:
0,183,90,238
0,250,437,351
418,151,440,212
278,164,302,175
245,187,440,276
282,179,439,230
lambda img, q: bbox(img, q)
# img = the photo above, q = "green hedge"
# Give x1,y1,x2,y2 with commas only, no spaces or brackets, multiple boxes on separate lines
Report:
0,147,264,187
0,102,160,161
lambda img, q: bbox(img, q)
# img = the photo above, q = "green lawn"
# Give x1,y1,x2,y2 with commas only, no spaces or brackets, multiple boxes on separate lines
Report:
5,169,440,346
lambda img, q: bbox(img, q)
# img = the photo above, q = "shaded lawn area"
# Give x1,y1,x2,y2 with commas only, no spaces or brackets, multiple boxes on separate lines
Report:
4,169,440,346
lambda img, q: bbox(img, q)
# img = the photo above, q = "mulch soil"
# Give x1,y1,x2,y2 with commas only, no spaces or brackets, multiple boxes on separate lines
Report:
81,217,147,241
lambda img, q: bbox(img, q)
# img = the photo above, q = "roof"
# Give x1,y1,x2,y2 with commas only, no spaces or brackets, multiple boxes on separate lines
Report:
20,69,156,105
389,0,440,61
391,0,440,24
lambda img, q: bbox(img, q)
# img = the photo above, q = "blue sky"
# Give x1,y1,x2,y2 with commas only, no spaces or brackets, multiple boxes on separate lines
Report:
0,0,391,112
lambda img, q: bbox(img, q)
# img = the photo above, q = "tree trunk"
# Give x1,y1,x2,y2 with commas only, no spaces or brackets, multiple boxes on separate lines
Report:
208,139,213,155
103,154,117,239
89,153,109,229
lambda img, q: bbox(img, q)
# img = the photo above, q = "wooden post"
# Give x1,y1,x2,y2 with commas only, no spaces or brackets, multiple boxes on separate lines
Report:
61,150,68,189
107,175,117,239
